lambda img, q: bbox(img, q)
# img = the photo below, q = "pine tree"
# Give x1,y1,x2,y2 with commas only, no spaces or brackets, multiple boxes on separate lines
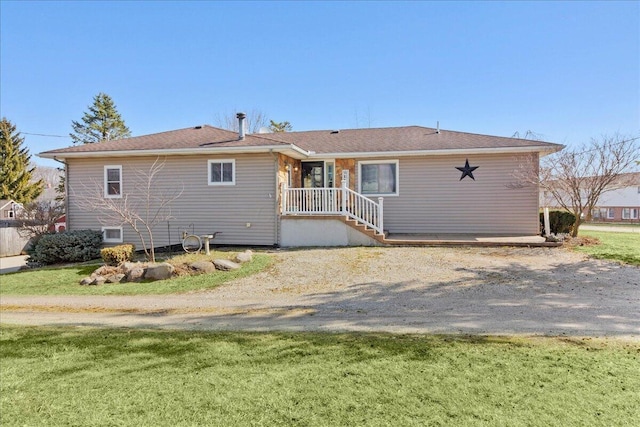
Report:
0,118,44,203
70,93,131,144
269,120,293,133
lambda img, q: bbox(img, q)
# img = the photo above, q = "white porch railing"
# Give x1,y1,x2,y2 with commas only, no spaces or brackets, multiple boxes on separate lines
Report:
281,183,384,235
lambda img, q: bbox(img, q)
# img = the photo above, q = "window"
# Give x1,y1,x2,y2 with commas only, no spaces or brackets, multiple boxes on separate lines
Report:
102,227,123,243
358,160,399,196
623,208,639,220
208,159,235,185
607,208,615,219
104,165,122,198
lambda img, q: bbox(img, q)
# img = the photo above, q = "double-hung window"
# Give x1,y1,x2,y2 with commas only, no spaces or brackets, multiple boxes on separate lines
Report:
104,166,122,198
358,160,399,196
623,208,639,220
208,159,235,185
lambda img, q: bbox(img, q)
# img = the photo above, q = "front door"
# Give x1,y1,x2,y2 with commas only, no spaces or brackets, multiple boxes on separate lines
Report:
302,161,324,188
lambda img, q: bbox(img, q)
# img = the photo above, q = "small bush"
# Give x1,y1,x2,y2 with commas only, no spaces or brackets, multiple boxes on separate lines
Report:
540,211,576,235
101,244,136,266
28,230,103,265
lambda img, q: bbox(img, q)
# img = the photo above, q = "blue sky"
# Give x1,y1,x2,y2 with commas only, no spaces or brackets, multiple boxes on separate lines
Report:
1,1,638,167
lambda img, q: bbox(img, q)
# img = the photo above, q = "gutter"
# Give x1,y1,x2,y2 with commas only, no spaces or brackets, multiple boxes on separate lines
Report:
53,156,69,231
39,144,312,161
269,149,280,246
309,145,564,159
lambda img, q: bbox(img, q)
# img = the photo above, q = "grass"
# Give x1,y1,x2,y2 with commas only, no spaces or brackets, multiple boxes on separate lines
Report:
0,251,272,295
1,326,638,426
575,230,640,266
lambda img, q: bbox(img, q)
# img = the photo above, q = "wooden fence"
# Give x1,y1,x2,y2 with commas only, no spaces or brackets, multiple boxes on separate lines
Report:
0,227,32,257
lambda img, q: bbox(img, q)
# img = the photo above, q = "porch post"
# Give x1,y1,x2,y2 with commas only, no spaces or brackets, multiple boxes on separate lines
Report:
341,179,347,215
281,183,287,215
378,197,384,235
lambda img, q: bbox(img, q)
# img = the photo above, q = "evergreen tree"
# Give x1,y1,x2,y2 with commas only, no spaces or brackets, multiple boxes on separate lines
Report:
70,93,131,144
269,120,293,133
0,118,44,203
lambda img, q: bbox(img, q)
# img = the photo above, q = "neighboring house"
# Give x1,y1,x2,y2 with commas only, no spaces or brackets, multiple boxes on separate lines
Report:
0,200,22,220
541,172,640,223
587,173,639,223
39,116,563,247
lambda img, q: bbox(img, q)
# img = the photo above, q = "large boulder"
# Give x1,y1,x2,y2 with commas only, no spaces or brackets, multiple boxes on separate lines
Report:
126,267,146,282
145,262,175,281
106,273,126,284
234,250,253,264
213,259,241,271
190,261,216,274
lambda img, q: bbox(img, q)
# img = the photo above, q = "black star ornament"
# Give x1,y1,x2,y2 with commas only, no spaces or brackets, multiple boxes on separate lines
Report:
455,159,479,181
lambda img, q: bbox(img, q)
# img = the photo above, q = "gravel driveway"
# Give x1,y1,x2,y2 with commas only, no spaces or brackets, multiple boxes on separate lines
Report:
2,247,639,339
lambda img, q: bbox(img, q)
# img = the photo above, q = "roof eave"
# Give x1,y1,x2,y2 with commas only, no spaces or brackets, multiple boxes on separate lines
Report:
309,144,564,159
39,144,311,161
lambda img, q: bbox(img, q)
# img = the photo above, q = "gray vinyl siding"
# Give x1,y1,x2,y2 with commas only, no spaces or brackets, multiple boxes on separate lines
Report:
356,153,540,235
66,154,278,247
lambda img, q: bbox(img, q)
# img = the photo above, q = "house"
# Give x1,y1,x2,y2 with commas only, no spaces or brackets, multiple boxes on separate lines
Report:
541,172,640,223
585,173,639,223
39,114,563,247
0,200,22,220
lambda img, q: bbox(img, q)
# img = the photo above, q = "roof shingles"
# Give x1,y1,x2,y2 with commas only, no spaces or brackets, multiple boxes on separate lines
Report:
40,124,563,157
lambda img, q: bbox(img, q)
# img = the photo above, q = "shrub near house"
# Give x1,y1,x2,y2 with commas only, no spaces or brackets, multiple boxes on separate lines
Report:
27,230,102,265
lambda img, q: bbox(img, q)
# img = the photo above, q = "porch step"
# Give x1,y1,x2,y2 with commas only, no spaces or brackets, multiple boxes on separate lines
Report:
339,217,388,244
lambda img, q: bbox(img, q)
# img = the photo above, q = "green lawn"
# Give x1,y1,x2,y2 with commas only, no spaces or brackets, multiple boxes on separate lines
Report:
576,230,640,266
1,326,637,426
0,252,272,295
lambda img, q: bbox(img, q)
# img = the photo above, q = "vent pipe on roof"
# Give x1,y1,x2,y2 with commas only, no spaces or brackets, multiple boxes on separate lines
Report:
237,112,246,140
436,121,440,134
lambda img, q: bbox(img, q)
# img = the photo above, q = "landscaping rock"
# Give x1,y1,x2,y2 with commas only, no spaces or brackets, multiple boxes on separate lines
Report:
94,265,119,277
106,273,126,284
145,263,175,281
80,277,93,286
127,267,146,282
190,261,216,274
93,276,106,286
213,259,241,271
235,250,253,263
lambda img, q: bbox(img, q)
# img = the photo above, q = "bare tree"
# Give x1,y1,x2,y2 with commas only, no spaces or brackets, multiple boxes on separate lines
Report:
215,109,269,134
74,158,183,262
16,200,65,239
536,134,639,237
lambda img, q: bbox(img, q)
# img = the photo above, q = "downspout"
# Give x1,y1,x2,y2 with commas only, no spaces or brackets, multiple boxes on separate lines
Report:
53,156,68,230
269,149,280,246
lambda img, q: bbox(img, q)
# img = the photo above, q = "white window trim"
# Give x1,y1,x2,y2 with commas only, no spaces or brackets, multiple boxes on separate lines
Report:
357,160,400,197
208,159,236,186
607,208,615,219
104,165,123,199
102,226,123,243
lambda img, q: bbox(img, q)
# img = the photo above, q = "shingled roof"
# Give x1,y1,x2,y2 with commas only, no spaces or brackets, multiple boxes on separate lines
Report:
39,124,563,160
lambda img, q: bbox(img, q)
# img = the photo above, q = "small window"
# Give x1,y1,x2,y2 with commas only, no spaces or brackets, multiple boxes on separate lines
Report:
358,160,399,196
104,165,122,198
102,227,123,243
624,208,639,220
208,159,235,185
607,208,615,219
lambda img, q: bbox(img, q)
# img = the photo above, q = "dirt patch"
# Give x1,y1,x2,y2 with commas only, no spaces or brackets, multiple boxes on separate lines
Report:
2,246,639,339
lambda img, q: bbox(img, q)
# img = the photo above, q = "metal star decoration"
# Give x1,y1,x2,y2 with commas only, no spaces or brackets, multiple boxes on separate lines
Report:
455,159,479,181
